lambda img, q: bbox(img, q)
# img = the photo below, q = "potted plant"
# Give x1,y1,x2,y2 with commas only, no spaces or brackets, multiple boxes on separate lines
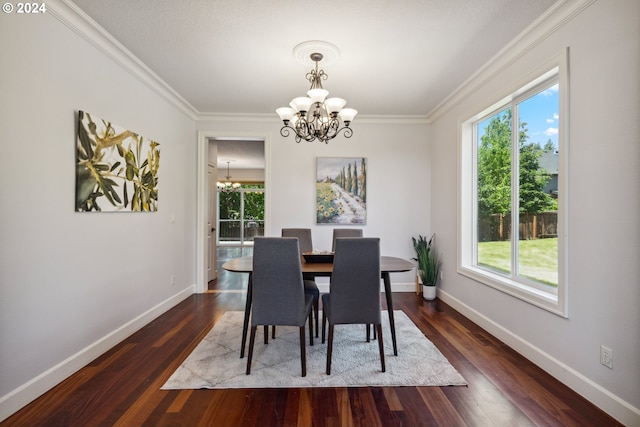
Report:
412,234,442,300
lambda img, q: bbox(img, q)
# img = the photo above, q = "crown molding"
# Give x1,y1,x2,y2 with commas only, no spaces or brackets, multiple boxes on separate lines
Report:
195,112,429,125
48,0,592,127
425,0,596,123
49,0,199,120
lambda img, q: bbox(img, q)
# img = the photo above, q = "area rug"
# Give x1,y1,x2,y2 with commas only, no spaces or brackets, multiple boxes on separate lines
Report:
162,311,466,389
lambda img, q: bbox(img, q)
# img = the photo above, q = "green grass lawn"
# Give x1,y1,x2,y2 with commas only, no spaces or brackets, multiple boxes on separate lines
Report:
478,238,558,287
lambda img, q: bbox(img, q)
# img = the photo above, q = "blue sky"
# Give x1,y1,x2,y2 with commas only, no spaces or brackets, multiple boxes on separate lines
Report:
519,83,559,150
478,83,559,151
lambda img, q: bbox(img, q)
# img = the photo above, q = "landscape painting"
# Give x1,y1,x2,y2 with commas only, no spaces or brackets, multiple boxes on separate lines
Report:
316,157,366,224
75,111,160,212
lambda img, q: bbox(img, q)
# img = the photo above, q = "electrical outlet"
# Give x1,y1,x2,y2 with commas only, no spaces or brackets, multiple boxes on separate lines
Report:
600,345,613,369
440,271,443,280
170,275,175,286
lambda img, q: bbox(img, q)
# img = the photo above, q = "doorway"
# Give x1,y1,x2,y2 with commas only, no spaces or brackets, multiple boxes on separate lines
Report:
196,131,268,294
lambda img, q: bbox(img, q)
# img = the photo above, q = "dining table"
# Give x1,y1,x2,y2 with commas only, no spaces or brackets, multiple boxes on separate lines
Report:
222,255,415,358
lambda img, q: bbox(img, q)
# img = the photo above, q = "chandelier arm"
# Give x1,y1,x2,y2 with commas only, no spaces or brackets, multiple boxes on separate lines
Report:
322,123,353,144
337,126,354,139
279,125,293,138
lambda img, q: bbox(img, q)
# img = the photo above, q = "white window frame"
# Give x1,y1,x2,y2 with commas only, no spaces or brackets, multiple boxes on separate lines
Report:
458,49,569,317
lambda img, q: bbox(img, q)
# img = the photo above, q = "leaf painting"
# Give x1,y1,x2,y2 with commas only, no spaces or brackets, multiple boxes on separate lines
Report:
75,111,160,212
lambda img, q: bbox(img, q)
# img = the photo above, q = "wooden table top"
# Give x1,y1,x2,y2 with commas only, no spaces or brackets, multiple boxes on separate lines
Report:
222,255,415,274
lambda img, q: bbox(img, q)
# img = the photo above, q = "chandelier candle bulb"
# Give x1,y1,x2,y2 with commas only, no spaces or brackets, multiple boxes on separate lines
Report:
290,97,313,114
276,107,294,122
324,98,347,114
338,108,358,123
307,89,329,103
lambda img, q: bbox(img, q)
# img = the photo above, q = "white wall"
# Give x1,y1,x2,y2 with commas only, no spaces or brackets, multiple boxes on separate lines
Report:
197,118,430,287
216,168,265,182
429,0,639,424
3,0,636,424
0,4,197,420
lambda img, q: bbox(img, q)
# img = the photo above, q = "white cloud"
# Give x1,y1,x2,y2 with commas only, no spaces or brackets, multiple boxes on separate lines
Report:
544,127,558,136
541,84,559,96
554,113,559,120
546,118,554,123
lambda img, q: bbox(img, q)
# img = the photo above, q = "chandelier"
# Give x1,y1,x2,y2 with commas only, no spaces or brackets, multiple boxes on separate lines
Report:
217,161,241,193
276,51,357,144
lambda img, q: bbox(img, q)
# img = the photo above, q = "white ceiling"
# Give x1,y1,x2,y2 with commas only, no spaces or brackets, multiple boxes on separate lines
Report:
215,139,265,170
69,0,559,168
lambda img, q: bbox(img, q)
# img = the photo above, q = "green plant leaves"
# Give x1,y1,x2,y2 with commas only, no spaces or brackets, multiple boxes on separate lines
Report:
75,111,160,212
412,234,442,286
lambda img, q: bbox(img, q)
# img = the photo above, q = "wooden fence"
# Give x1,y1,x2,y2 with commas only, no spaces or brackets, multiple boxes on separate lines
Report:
478,211,557,241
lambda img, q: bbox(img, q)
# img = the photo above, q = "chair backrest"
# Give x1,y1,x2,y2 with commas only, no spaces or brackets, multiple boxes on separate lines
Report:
329,237,381,324
251,237,307,327
281,228,313,254
331,228,363,251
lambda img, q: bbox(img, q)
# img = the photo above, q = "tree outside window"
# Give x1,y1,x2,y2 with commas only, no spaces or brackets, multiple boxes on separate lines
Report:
476,84,559,288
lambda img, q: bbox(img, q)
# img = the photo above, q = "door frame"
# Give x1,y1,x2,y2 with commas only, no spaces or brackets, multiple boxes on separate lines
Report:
196,131,269,293
207,163,217,281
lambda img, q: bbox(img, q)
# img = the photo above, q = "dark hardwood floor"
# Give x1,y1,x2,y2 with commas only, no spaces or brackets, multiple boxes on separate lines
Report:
3,282,620,426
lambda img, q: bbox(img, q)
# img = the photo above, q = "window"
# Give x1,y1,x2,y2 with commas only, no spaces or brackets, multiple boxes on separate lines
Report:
459,53,568,316
218,185,265,245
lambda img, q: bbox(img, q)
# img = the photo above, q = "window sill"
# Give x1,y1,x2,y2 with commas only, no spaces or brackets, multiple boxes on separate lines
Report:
458,265,568,318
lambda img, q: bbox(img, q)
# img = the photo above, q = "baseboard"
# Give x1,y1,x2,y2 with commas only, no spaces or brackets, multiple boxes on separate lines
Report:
0,286,195,422
437,289,640,427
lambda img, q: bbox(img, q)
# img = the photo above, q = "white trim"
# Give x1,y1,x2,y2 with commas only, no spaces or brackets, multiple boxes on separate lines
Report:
457,49,569,317
47,0,434,126
196,131,271,294
437,290,640,427
196,112,429,125
0,286,195,423
426,0,595,123
49,0,198,120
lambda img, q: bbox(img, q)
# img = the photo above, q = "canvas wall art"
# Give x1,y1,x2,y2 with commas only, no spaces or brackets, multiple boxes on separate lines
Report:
316,157,367,224
75,111,160,212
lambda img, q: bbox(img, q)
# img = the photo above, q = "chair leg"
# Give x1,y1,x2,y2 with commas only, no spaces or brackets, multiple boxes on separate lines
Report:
365,324,377,341
246,326,257,375
376,323,386,372
326,324,334,375
322,311,327,344
264,325,268,344
308,312,314,346
314,298,319,338
299,326,307,377
272,326,276,339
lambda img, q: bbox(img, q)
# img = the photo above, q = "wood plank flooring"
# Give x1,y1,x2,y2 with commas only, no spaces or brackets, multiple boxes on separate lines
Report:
2,290,621,426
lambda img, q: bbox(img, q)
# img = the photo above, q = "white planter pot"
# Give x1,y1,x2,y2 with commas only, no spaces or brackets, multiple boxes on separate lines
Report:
422,284,436,300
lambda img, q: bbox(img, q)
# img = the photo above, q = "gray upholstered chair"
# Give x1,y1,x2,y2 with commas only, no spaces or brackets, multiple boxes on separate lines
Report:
331,228,363,251
322,237,385,375
281,228,320,337
281,228,313,253
246,237,314,377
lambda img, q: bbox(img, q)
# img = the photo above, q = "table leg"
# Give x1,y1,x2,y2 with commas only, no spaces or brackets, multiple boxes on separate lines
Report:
382,272,398,356
240,272,253,358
